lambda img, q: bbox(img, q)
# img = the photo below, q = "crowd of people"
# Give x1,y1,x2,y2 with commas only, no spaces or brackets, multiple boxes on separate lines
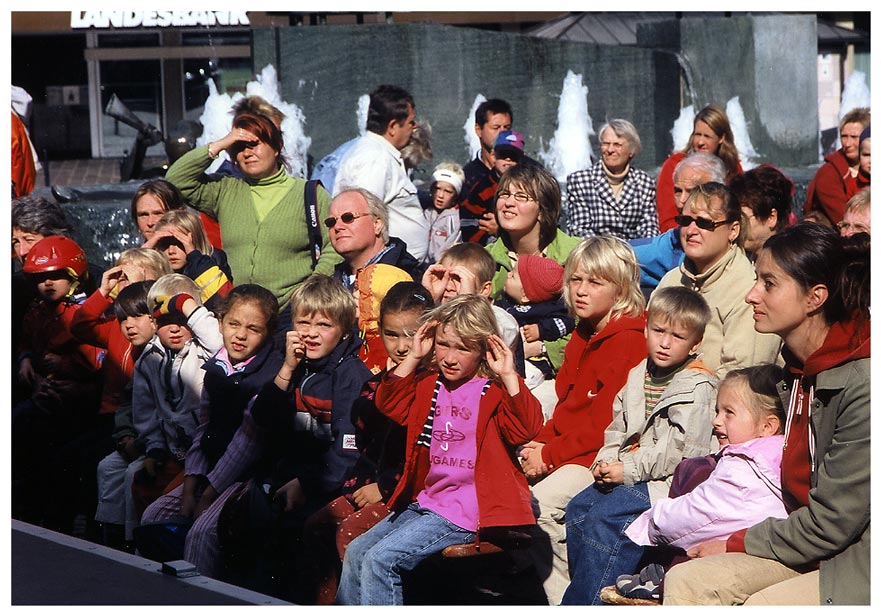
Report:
10,84,870,606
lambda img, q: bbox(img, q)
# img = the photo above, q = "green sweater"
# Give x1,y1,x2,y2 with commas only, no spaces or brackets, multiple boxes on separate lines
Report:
166,146,342,309
486,229,582,371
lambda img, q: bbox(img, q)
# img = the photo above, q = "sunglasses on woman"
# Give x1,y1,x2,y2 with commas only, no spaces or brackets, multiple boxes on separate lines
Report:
674,215,731,231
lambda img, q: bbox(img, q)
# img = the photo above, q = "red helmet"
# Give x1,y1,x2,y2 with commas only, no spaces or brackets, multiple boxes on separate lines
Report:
22,236,88,281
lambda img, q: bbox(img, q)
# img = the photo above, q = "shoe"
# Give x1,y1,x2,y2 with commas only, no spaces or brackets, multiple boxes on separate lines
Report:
615,562,664,601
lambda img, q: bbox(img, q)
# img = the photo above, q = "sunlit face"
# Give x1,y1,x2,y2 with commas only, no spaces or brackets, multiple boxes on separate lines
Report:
380,309,422,367
672,168,712,211
690,119,724,155
476,112,512,154
294,310,345,360
567,264,621,330
599,127,633,173
33,270,73,303
389,104,418,151
859,137,870,176
155,317,193,352
741,204,777,254
327,192,382,265
155,231,187,271
839,207,870,237
432,181,458,211
680,196,739,274
119,313,156,347
135,194,167,240
745,250,813,340
12,228,45,260
504,262,528,303
840,122,865,166
221,300,271,364
235,138,279,179
496,182,540,237
712,382,766,446
434,324,483,387
645,314,701,372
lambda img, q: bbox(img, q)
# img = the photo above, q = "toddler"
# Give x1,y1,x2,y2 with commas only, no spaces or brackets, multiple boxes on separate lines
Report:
424,161,465,264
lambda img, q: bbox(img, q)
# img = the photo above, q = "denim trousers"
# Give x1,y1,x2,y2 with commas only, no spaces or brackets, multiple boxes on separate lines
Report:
560,482,651,605
335,503,474,605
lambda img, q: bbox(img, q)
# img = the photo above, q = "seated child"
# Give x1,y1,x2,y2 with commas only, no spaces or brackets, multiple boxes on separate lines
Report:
495,254,575,384
138,284,284,575
559,286,719,605
225,274,374,599
423,161,465,264
460,129,525,245
299,281,434,604
144,208,233,313
12,236,104,530
129,274,224,522
83,280,156,546
353,262,413,374
336,294,543,605
616,364,788,602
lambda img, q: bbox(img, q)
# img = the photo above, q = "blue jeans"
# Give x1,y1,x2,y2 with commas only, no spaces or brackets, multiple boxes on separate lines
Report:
335,503,474,605
560,482,651,605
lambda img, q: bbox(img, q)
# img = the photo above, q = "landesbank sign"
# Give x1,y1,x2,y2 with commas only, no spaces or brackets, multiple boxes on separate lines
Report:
70,11,250,29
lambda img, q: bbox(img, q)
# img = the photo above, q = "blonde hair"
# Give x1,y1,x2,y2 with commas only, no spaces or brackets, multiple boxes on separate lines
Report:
646,286,711,339
289,274,357,334
439,242,496,288
845,187,871,217
423,294,499,379
154,208,213,256
562,236,645,320
839,107,870,133
720,365,786,433
686,104,740,181
117,247,173,280
147,273,203,309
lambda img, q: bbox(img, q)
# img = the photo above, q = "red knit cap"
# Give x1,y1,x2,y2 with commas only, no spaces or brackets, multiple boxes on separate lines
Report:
517,254,564,303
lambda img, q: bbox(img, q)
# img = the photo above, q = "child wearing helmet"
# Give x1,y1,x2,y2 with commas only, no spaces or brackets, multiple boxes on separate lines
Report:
12,236,105,532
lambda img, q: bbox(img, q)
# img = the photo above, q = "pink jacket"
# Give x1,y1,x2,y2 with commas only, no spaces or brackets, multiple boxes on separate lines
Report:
625,434,786,551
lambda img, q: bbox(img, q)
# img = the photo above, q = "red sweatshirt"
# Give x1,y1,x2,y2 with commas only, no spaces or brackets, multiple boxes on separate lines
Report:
805,149,856,224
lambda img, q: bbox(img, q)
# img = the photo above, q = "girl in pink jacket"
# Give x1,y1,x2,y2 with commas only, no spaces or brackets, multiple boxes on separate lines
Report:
617,365,789,601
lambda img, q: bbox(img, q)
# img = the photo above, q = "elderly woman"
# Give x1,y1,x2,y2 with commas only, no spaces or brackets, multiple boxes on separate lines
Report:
654,182,781,377
486,163,581,373
656,105,742,232
729,164,794,261
166,111,341,340
565,119,658,240
662,224,869,606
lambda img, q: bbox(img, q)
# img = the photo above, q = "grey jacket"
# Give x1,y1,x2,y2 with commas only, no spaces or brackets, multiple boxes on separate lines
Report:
594,357,719,503
744,358,870,605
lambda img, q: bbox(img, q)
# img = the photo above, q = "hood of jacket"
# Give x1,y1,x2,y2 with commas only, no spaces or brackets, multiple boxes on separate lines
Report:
785,316,870,379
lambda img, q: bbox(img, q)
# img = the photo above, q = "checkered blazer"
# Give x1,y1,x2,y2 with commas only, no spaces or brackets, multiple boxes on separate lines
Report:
565,161,659,240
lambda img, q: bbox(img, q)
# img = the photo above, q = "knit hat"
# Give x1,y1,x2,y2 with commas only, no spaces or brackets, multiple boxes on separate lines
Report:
517,254,564,303
493,130,525,161
431,166,464,195
860,125,870,145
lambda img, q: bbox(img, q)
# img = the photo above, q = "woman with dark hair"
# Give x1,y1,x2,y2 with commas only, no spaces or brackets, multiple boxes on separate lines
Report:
485,163,581,373
166,111,341,344
655,105,743,232
662,223,870,606
728,164,794,260
129,178,186,242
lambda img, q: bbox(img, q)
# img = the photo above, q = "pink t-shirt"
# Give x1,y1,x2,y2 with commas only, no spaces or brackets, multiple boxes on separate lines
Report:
416,377,488,532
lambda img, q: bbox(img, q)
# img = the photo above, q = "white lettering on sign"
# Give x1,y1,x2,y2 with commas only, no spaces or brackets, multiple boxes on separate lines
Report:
70,11,250,29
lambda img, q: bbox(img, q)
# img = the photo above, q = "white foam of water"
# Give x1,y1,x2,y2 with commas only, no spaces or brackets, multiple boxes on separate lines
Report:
540,70,593,183
196,64,311,178
356,94,370,135
670,105,695,153
839,70,871,121
464,94,486,160
726,96,760,171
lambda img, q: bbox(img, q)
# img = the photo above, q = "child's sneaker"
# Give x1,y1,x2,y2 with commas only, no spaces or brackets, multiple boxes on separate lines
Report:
615,562,664,601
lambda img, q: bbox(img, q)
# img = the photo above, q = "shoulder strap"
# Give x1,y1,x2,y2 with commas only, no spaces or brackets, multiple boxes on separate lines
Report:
304,179,323,268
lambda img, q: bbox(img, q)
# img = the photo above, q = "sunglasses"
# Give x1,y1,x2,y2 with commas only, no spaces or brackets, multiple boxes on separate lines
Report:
674,215,732,231
323,211,371,229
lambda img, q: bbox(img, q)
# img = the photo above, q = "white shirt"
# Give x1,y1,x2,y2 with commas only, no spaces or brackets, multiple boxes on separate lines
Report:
333,132,429,261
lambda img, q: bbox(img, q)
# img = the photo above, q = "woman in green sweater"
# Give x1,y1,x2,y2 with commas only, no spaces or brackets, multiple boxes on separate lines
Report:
166,112,341,344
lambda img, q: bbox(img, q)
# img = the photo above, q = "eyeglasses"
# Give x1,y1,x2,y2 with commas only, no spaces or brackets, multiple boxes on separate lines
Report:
674,215,732,231
497,190,535,203
323,211,371,229
837,221,870,234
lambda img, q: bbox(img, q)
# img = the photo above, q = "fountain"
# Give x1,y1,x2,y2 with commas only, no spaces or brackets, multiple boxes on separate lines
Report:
539,70,594,186
463,94,487,161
